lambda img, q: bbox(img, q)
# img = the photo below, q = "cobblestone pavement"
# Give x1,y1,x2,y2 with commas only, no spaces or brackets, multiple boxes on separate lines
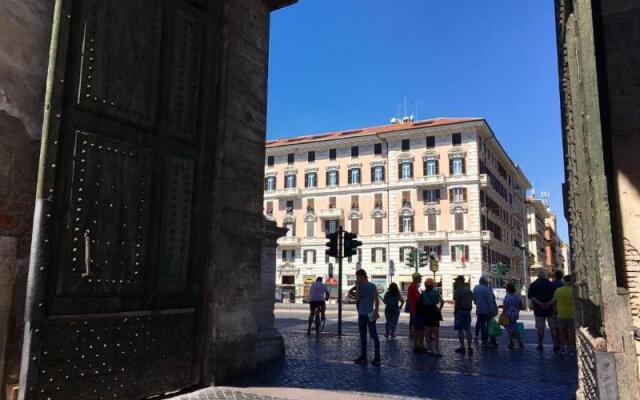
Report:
229,332,577,400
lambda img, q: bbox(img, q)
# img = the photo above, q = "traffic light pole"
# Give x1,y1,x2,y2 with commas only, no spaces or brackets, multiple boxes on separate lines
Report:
337,226,343,336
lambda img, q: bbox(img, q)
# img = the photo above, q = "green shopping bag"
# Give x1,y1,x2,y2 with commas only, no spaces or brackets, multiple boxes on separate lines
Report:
488,318,503,337
517,322,525,341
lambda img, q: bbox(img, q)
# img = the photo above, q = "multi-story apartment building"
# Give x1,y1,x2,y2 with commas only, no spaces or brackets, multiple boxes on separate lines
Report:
264,118,530,302
526,197,566,278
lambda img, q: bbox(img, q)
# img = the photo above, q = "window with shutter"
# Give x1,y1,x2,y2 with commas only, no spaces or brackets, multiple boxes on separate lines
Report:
463,188,467,201
461,158,466,174
306,221,314,238
464,246,469,262
455,212,464,231
351,219,359,234
375,218,383,234
427,214,437,231
382,248,387,262
451,246,456,261
371,248,377,263
303,251,307,264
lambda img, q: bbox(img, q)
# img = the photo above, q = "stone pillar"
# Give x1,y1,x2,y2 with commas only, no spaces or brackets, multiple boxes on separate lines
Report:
0,236,17,400
255,220,287,365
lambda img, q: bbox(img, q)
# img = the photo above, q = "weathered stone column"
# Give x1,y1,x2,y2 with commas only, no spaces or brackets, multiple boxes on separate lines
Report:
0,236,17,400
255,220,287,365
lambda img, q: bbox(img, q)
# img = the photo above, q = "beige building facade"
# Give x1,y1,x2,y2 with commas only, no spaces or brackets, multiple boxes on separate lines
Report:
526,197,566,278
264,118,530,301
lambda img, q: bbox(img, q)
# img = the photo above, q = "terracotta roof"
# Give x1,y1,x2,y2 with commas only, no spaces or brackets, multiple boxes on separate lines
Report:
266,117,483,148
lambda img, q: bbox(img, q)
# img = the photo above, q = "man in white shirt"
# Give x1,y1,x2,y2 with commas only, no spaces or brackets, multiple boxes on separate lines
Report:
307,277,330,335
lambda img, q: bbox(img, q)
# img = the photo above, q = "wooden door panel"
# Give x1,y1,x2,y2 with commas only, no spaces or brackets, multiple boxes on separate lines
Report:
166,4,204,144
26,311,195,400
159,156,194,294
58,131,151,297
76,0,163,129
21,0,215,397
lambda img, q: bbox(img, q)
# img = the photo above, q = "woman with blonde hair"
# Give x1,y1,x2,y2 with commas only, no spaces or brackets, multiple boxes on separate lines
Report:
420,278,445,356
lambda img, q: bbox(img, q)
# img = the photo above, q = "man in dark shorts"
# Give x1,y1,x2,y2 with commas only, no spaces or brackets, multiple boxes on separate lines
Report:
453,275,473,354
528,270,559,351
307,277,329,335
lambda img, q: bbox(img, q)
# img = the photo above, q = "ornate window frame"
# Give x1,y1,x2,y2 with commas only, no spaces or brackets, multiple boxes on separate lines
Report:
370,207,386,219
450,205,468,214
423,206,441,216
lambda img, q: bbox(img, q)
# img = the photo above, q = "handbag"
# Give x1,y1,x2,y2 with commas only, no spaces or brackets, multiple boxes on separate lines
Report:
488,318,503,337
498,310,510,327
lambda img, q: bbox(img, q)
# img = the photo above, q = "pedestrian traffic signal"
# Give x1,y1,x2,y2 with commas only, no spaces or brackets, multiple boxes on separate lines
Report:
325,232,339,258
343,231,362,257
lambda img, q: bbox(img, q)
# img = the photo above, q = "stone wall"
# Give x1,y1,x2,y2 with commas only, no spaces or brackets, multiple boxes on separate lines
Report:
0,1,51,396
598,0,640,383
201,0,295,385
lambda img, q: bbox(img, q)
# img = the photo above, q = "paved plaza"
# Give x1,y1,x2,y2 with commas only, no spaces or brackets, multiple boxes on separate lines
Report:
173,304,577,400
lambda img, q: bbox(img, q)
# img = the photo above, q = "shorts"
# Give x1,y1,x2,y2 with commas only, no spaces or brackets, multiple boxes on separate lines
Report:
424,306,442,328
535,316,557,330
309,301,325,312
557,318,575,334
454,309,472,331
412,313,425,330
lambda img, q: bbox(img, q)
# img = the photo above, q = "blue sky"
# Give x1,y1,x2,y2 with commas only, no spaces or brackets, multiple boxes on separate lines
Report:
266,0,567,240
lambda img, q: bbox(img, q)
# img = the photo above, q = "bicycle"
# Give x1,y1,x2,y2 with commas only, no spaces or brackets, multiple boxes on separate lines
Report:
311,303,325,336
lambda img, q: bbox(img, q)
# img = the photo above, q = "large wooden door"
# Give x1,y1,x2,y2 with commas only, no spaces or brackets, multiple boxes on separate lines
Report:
20,0,217,398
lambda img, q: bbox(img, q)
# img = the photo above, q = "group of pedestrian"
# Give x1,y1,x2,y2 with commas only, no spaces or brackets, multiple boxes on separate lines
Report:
528,270,576,355
332,268,575,368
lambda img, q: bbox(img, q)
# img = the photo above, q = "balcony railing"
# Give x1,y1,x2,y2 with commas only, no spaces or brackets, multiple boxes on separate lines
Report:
416,175,445,187
318,208,344,220
277,236,300,247
481,230,493,242
265,187,301,198
416,231,448,241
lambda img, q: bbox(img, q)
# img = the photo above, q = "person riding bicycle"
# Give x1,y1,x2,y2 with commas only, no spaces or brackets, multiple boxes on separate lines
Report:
307,276,330,335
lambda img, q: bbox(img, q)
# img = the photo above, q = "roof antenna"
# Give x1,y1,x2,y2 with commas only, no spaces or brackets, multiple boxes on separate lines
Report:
414,100,423,121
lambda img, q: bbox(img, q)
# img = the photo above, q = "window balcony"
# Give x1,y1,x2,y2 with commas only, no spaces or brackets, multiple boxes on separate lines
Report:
277,236,300,247
416,175,445,187
319,208,344,220
416,231,448,241
479,173,489,188
481,230,494,243
268,187,301,199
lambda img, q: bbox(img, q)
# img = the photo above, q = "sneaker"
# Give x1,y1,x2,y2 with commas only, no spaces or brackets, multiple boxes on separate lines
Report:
454,347,466,354
371,358,381,367
553,345,560,353
536,344,544,352
354,356,367,364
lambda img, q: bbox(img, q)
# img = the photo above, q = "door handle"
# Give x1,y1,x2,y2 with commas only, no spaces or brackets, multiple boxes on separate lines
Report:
82,229,94,278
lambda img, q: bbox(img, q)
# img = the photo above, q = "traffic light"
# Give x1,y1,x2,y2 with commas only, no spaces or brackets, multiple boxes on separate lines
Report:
343,231,362,258
419,250,428,268
328,263,334,278
429,252,439,272
325,232,339,258
405,250,416,268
